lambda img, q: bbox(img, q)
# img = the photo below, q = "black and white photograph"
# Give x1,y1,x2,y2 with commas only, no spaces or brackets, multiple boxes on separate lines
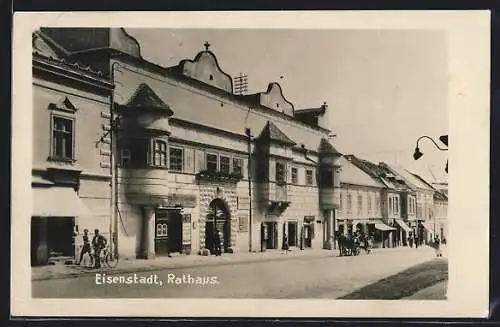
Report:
12,11,489,318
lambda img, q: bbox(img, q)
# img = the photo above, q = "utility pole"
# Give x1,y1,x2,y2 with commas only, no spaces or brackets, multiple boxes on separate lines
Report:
245,127,253,252
109,61,121,258
234,73,248,95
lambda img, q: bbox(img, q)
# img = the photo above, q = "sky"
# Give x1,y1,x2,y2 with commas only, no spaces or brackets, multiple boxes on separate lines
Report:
126,28,449,184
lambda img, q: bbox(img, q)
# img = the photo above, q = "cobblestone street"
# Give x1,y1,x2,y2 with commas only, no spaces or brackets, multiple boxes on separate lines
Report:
32,246,446,299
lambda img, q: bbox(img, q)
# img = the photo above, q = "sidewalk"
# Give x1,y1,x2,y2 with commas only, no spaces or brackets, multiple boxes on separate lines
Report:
32,245,435,282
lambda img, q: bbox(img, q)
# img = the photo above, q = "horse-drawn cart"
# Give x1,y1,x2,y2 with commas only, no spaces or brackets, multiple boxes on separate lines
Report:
338,235,372,256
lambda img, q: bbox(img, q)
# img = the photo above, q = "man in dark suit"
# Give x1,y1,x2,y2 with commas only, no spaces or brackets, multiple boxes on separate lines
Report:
92,229,107,268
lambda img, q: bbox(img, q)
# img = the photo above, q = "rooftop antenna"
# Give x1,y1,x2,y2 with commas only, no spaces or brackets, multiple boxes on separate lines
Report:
233,73,248,95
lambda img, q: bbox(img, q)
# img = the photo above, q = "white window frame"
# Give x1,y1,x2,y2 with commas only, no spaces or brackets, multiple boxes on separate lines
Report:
50,114,76,161
152,139,168,167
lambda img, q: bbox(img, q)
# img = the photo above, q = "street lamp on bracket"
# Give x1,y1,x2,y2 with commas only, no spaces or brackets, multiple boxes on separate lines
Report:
413,135,448,174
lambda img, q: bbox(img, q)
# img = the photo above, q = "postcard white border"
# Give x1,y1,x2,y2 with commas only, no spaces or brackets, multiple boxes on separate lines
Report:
12,10,490,318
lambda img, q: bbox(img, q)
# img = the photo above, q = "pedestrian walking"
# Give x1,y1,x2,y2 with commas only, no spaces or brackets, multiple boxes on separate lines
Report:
282,234,289,254
434,236,442,257
77,229,91,266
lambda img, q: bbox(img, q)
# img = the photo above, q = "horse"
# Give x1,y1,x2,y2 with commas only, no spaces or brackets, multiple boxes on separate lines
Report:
338,233,360,256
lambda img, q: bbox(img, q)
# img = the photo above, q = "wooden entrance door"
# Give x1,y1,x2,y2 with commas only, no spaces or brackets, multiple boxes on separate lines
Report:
205,198,230,253
167,211,183,253
265,222,278,249
288,222,298,247
304,224,313,248
155,210,169,256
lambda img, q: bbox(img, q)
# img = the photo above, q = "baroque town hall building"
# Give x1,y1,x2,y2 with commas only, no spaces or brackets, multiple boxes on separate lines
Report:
31,28,344,264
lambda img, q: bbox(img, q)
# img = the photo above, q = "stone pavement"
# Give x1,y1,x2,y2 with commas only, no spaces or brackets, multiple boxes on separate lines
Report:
32,245,439,282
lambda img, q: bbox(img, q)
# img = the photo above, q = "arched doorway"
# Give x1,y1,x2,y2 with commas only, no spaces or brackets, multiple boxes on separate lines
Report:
205,198,231,254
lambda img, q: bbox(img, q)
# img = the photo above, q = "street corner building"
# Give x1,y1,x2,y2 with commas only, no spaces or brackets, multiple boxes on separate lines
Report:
30,28,448,266
30,27,345,266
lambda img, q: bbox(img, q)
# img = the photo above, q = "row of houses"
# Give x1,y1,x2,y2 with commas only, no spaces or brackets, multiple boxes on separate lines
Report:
30,28,448,265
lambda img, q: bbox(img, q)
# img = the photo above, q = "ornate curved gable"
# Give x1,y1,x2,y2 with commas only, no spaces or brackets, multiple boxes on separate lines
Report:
177,45,233,93
255,82,294,116
109,28,142,58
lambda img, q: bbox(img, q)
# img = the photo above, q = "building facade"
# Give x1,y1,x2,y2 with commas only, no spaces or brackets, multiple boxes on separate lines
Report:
31,31,114,265
433,191,448,241
385,166,436,244
31,27,447,265
33,27,344,262
341,155,412,247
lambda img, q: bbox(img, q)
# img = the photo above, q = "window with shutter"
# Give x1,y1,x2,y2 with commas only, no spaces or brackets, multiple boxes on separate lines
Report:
184,148,195,173
195,150,205,172
269,159,276,182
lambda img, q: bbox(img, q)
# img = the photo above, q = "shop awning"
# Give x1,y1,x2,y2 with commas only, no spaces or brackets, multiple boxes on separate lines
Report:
420,221,434,232
33,186,93,217
374,221,396,231
352,219,372,224
394,219,411,233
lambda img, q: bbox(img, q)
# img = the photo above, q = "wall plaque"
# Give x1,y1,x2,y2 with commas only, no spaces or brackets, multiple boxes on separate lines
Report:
182,214,192,245
238,216,249,232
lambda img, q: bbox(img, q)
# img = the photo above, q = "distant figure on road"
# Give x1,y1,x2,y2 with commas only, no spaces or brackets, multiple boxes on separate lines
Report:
214,229,222,256
434,236,442,257
408,232,413,248
282,234,289,254
414,234,419,249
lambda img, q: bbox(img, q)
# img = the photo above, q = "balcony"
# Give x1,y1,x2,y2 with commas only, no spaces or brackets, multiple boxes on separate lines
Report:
119,168,169,203
267,183,290,214
272,183,288,202
319,188,340,210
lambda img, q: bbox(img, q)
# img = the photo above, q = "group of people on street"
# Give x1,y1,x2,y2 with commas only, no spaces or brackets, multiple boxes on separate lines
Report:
407,231,420,248
336,230,373,256
76,228,108,268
